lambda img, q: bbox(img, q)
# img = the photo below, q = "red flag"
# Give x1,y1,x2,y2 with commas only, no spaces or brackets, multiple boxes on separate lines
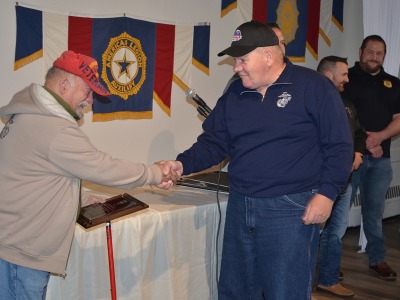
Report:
252,0,268,22
154,23,175,116
68,16,92,56
306,0,321,60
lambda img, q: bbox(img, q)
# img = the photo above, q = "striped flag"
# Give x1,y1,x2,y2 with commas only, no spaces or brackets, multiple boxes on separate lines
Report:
14,5,209,119
319,0,333,46
319,0,344,46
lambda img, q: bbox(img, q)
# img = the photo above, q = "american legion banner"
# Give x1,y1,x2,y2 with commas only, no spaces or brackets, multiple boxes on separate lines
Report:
235,0,344,61
14,4,210,121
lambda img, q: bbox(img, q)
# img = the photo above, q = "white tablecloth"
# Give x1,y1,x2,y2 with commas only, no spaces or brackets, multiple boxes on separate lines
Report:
46,183,228,300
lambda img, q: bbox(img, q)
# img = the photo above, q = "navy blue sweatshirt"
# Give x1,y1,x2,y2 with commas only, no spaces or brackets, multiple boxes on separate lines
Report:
177,60,353,200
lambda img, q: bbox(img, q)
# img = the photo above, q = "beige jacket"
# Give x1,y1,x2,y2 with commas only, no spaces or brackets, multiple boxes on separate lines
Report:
0,84,162,274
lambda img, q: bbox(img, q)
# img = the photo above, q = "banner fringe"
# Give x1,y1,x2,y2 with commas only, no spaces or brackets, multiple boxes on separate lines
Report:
221,2,237,18
14,49,43,71
192,58,210,76
172,74,189,93
319,27,331,46
306,42,318,61
92,111,153,122
332,16,344,32
153,91,171,116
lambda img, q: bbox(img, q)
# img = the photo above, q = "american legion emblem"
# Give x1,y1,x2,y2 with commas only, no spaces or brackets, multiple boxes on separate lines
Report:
276,0,299,45
101,32,147,100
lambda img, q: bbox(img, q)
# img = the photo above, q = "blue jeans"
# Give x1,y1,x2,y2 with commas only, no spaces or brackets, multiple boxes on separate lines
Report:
350,155,393,265
0,258,50,300
317,184,352,286
218,190,320,300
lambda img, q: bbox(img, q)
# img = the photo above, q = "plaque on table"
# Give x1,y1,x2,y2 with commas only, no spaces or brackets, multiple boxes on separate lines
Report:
77,193,149,229
177,171,229,193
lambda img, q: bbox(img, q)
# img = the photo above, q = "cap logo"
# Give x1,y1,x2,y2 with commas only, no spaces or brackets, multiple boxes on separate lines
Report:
101,32,147,100
232,30,242,42
78,60,108,94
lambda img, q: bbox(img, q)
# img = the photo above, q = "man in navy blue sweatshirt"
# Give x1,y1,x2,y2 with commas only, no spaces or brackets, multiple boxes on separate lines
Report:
165,21,353,300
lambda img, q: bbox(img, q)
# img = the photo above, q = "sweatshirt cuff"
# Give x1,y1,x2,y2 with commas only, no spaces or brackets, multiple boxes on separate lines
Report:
148,164,163,185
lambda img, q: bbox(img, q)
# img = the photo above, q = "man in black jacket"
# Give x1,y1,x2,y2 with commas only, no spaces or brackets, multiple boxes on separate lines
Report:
344,35,400,281
316,56,366,297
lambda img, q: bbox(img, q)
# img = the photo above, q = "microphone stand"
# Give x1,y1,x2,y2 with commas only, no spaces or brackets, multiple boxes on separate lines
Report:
185,88,212,118
197,104,209,118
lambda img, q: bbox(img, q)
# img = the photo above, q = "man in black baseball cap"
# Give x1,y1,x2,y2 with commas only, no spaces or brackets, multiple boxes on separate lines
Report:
169,20,353,300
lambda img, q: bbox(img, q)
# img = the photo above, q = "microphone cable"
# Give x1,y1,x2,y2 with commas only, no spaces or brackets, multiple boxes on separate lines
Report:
214,162,224,291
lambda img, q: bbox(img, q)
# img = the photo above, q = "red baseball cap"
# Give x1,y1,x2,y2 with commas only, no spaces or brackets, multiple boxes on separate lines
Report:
53,50,111,96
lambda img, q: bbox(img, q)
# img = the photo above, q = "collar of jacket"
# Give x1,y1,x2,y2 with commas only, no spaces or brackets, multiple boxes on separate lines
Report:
43,86,80,121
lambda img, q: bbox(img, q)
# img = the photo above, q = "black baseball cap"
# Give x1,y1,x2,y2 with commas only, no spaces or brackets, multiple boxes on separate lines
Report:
218,21,279,57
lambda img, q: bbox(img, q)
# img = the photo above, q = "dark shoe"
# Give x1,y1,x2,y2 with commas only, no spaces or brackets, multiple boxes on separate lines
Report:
369,262,397,281
317,283,355,297
339,270,344,281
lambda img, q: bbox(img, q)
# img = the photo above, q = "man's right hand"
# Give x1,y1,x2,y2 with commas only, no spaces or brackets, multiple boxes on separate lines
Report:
154,160,183,189
368,145,383,158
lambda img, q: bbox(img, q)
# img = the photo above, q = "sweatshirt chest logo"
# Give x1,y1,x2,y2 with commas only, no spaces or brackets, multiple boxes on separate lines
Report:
277,92,292,108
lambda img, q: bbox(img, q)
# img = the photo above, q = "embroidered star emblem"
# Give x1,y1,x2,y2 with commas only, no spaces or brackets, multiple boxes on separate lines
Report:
114,53,136,79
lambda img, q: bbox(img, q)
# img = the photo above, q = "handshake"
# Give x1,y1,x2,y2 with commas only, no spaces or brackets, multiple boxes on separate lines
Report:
154,160,184,189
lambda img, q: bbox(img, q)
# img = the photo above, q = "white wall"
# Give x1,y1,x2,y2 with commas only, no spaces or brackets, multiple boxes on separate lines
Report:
1,0,365,165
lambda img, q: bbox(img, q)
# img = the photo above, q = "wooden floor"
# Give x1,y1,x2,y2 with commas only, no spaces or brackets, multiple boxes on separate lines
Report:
313,215,400,300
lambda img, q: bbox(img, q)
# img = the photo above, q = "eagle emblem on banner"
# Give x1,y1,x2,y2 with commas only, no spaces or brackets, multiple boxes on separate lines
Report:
101,32,147,100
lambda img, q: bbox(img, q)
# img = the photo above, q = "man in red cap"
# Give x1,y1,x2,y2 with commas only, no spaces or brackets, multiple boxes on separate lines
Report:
0,51,181,299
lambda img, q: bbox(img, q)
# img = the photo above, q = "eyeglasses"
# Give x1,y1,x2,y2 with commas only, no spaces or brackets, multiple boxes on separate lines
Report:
66,77,93,98
80,88,93,99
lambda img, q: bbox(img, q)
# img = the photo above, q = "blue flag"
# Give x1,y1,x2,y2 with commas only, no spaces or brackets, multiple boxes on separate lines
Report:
192,24,210,75
268,0,309,62
92,17,156,120
14,6,43,70
332,0,344,31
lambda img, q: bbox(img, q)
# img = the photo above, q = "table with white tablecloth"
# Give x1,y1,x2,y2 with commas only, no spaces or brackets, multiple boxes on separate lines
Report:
46,183,228,300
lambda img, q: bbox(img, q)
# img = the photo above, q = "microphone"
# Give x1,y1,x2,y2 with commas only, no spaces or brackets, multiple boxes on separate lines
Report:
185,88,212,115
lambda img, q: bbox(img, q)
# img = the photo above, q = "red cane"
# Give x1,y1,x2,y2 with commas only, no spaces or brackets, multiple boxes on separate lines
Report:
106,221,117,300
